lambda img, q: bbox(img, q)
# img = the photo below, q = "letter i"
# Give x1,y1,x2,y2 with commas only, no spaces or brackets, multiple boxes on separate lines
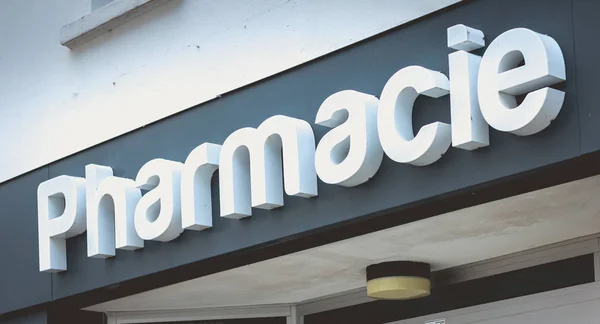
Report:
447,24,489,150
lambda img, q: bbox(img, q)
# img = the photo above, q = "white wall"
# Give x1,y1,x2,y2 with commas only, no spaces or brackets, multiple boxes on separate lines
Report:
0,0,459,184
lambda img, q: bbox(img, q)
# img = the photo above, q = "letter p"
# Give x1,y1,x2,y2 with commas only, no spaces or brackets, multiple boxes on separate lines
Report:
38,176,86,272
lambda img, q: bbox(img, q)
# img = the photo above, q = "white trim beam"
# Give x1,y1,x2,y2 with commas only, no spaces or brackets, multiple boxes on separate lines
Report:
108,305,293,324
435,234,600,285
389,281,600,324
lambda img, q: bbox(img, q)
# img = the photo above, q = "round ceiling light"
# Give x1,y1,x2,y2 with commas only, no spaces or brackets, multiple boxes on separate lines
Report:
366,261,431,300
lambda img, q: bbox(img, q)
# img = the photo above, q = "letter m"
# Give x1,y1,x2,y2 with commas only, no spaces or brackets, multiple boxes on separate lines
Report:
219,115,317,219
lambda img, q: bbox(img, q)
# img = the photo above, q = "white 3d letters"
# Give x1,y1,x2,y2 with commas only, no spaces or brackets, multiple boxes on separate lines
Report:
219,115,317,219
181,143,222,230
315,90,383,186
448,25,489,150
37,25,570,273
86,164,143,258
478,28,566,136
134,159,184,242
377,66,452,166
38,176,86,272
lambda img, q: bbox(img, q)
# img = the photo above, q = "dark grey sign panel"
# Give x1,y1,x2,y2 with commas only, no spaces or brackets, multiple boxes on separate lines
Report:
3,311,48,324
47,0,580,299
0,169,51,314
573,0,600,154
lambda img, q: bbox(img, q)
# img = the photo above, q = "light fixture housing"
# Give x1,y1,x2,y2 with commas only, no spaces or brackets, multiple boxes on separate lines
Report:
366,261,431,300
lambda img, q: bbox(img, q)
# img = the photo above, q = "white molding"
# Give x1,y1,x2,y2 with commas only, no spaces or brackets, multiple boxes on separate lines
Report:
435,234,600,285
389,281,600,324
296,288,371,317
60,0,173,48
594,245,600,282
108,304,293,324
288,305,302,324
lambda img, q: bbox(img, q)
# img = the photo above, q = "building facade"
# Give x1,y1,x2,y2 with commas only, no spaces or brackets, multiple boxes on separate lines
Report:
2,0,600,323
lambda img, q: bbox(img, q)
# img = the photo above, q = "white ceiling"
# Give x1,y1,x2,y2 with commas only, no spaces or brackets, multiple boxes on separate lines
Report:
87,174,600,313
